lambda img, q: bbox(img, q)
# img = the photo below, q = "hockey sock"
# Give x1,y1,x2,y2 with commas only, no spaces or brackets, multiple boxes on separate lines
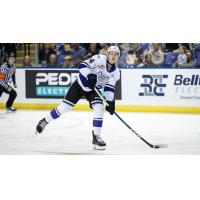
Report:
92,103,104,136
45,99,74,123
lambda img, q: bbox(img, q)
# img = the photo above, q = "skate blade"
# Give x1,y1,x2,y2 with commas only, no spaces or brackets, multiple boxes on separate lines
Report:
35,130,40,135
93,145,106,150
6,110,17,114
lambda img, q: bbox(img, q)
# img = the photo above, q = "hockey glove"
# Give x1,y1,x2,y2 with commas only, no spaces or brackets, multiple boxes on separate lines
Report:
105,100,115,115
87,74,97,90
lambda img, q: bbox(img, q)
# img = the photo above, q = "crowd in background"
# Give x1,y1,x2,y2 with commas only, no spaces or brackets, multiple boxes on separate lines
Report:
37,43,200,68
37,43,111,68
1,43,200,68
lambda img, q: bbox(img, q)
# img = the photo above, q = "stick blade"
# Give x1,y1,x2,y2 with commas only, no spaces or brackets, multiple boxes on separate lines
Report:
152,144,168,149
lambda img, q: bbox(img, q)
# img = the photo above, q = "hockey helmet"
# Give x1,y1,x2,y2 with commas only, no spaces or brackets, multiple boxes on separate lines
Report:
107,46,120,56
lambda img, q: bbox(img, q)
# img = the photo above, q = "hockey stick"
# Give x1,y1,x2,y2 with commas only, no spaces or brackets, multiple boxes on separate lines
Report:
94,87,164,149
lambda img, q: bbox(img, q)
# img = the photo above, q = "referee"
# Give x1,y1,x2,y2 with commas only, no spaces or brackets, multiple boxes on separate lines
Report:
0,54,17,112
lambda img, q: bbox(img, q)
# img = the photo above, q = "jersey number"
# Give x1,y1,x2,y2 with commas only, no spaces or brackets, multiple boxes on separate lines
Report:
89,59,95,63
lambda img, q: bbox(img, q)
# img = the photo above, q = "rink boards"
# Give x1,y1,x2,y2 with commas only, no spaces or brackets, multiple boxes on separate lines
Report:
0,68,200,113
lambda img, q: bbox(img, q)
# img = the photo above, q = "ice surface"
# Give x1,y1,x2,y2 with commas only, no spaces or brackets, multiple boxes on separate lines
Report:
0,109,200,154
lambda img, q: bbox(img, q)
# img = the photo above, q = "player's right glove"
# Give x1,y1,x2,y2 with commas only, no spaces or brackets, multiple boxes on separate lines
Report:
87,74,97,90
105,100,115,115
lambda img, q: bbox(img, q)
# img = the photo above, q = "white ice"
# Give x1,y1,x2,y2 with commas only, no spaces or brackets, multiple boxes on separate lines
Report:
0,109,200,154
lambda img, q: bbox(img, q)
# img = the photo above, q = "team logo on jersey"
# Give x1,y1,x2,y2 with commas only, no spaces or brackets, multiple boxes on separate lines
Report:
97,72,110,82
98,65,104,69
139,74,168,96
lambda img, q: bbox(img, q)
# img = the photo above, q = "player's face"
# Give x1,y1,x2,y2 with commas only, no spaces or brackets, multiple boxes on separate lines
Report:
108,52,119,64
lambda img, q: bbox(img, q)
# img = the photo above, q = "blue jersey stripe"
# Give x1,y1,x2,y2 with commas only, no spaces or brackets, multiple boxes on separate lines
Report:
104,86,115,92
79,73,88,87
79,63,90,69
105,84,115,89
82,62,91,68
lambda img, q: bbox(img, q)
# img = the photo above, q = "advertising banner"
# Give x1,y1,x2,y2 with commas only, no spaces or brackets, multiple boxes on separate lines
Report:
1,68,199,109
25,69,122,100
122,69,200,106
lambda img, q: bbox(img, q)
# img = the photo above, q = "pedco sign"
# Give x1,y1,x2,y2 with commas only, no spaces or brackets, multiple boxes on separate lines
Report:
26,70,78,98
26,69,122,99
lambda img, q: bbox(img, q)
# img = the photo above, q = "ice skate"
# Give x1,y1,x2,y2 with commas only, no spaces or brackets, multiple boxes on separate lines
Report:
6,107,17,113
92,131,106,150
35,118,48,134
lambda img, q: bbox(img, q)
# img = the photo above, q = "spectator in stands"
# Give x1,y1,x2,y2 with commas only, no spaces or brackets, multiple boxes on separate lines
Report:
144,54,153,67
39,43,56,66
84,43,99,59
162,43,179,52
115,44,128,67
22,55,34,67
176,46,187,67
125,50,135,65
186,50,194,65
139,43,150,53
179,43,190,50
71,44,86,66
179,50,194,67
57,43,73,65
45,53,61,68
164,52,178,67
193,43,200,65
148,43,164,66
135,57,144,67
130,43,143,57
74,56,84,66
99,43,109,56
62,55,73,68
118,43,144,67
126,44,144,65
119,43,129,51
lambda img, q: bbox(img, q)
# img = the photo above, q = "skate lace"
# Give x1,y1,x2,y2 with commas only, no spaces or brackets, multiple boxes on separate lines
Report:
8,107,15,111
40,120,47,127
96,136,103,143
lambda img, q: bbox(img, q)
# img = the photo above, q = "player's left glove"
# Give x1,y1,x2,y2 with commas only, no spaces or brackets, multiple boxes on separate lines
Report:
105,100,115,115
87,74,97,90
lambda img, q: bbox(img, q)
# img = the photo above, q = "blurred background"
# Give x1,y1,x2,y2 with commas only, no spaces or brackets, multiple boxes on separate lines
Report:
1,43,200,68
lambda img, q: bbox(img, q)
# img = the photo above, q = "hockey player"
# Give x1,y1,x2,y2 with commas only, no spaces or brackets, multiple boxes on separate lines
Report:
0,55,17,112
35,46,120,150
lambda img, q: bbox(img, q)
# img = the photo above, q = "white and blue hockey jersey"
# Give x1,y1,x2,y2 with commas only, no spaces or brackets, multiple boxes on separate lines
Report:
77,54,120,101
0,64,16,90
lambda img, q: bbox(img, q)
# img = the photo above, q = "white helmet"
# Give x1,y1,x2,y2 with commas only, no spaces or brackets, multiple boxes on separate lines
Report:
107,46,120,56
